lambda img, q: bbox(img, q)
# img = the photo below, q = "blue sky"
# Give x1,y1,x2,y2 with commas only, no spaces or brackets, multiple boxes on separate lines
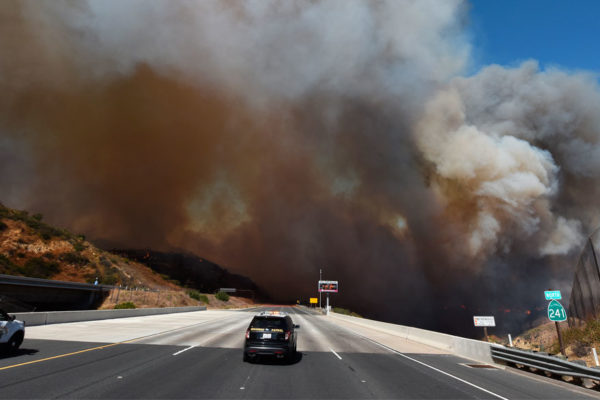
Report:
469,0,600,73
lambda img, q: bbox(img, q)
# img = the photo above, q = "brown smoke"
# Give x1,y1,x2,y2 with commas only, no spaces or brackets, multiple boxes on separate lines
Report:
1,0,598,334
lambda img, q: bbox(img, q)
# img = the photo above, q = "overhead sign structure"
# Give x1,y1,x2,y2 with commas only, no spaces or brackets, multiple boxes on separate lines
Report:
473,316,496,327
309,297,318,304
318,280,339,293
548,300,567,322
544,290,562,300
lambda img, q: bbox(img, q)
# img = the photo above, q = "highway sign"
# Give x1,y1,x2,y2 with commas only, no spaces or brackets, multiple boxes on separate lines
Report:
548,300,567,322
219,288,236,293
473,316,496,327
318,280,338,293
544,290,562,300
309,297,318,304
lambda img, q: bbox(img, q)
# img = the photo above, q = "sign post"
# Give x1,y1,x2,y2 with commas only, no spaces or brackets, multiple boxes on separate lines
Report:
547,298,567,356
319,269,322,310
473,316,495,342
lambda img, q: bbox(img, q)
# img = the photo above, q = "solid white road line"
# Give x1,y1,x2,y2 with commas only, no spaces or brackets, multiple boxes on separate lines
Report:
330,321,508,400
172,345,196,356
330,348,343,360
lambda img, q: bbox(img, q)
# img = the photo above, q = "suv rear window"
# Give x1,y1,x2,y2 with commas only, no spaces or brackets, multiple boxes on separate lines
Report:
251,317,288,329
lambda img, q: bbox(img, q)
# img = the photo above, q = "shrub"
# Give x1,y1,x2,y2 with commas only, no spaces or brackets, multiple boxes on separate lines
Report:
32,213,43,221
0,254,19,275
114,302,136,309
187,290,209,304
99,256,112,268
60,252,89,266
0,221,7,231
72,241,86,252
0,254,10,266
215,291,230,302
101,274,119,285
37,225,65,241
22,257,59,279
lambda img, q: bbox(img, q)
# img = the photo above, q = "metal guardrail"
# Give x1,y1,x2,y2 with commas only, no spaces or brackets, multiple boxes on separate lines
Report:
491,345,600,383
0,273,112,291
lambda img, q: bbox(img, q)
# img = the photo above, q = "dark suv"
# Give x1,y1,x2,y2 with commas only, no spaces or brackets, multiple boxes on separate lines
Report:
243,311,299,362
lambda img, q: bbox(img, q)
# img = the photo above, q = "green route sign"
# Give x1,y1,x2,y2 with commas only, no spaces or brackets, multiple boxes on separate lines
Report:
548,300,567,322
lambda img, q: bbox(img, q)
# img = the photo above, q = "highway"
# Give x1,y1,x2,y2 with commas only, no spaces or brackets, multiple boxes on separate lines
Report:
0,306,597,399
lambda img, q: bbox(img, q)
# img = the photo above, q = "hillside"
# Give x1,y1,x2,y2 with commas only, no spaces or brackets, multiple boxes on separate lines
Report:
0,204,178,289
0,203,256,310
511,319,600,367
114,249,262,298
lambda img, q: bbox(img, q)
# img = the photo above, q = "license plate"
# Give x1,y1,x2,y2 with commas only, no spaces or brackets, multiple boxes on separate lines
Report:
262,333,271,339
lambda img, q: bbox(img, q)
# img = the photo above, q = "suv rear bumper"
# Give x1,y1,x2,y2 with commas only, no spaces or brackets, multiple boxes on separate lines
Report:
244,341,293,356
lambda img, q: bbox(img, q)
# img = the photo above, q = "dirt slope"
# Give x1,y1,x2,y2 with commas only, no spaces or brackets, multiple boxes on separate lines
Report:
0,203,256,310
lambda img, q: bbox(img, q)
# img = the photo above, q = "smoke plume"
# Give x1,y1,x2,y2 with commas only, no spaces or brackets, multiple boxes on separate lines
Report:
2,0,599,334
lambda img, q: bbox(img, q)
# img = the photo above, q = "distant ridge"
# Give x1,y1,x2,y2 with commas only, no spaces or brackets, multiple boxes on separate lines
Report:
113,249,265,300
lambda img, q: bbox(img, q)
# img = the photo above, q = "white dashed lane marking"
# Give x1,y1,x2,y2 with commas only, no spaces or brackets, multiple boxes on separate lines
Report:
330,348,342,360
172,345,196,356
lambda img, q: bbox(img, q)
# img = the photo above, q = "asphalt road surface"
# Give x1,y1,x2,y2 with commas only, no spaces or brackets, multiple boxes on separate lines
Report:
0,306,597,399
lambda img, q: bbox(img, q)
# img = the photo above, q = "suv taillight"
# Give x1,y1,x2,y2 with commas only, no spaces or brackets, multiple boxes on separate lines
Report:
245,329,250,339
285,331,290,341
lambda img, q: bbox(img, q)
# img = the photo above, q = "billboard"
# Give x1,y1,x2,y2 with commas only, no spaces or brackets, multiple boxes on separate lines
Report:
473,316,495,327
318,280,338,293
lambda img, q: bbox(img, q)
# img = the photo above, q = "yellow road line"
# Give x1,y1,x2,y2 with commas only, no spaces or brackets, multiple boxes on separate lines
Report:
0,337,140,371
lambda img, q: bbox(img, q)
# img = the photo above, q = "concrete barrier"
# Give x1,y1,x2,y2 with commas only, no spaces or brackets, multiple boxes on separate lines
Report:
327,311,495,364
13,306,207,326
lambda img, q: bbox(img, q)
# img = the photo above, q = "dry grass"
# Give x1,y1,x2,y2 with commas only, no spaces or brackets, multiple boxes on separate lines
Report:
98,288,257,310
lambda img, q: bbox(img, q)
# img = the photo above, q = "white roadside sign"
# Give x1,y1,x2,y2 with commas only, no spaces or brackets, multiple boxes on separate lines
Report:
473,316,496,327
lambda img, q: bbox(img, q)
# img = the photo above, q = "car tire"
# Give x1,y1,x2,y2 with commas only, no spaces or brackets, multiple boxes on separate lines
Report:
286,346,296,364
6,331,23,354
243,352,250,362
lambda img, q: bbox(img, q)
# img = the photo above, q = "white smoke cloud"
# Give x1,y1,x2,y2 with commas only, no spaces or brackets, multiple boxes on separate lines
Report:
415,59,600,259
10,0,469,106
541,216,584,256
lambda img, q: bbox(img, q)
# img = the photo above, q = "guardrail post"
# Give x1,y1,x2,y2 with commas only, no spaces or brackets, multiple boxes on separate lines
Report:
115,286,121,303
